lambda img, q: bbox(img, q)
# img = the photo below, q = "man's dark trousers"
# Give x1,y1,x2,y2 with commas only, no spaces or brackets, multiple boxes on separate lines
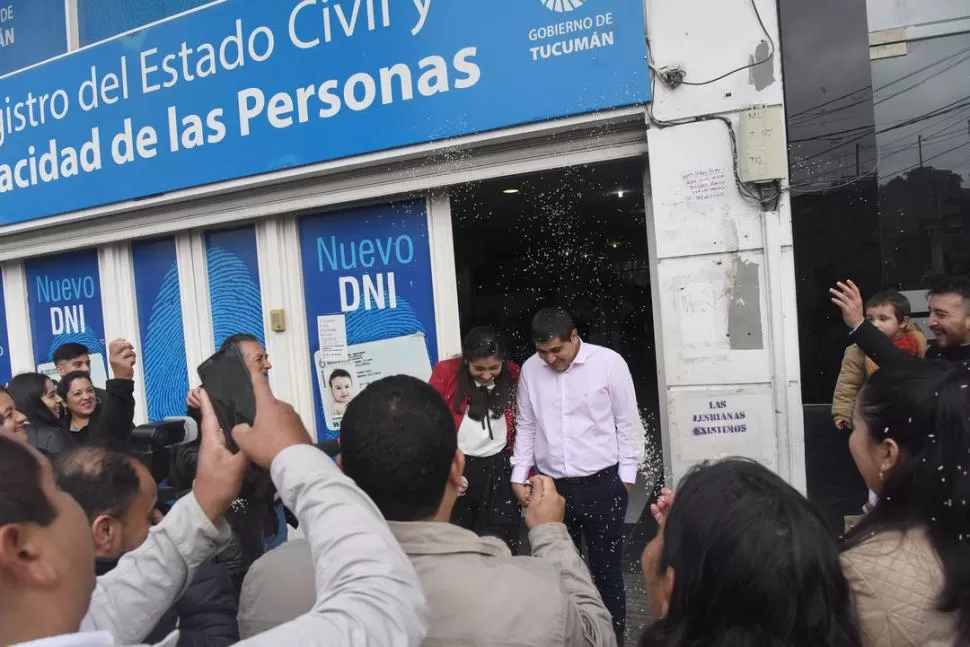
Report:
555,465,627,644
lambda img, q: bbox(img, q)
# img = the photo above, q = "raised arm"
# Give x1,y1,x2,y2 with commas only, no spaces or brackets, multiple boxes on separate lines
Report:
230,366,427,646
82,385,250,644
831,281,916,369
80,493,231,643
241,446,427,646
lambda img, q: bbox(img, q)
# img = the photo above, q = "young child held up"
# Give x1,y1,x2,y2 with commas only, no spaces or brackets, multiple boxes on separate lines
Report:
831,289,927,431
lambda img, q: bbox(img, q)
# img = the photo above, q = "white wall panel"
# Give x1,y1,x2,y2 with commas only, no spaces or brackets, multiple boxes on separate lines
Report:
655,252,771,386
648,0,784,121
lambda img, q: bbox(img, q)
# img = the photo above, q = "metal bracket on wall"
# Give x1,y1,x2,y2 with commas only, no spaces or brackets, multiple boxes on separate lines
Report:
870,28,908,60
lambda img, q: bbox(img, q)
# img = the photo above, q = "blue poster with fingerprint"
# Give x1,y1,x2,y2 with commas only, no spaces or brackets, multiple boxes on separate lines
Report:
132,237,189,420
206,227,265,349
25,249,108,386
300,201,437,440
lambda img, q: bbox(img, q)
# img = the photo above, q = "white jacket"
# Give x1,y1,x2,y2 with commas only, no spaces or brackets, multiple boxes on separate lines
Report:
15,445,427,647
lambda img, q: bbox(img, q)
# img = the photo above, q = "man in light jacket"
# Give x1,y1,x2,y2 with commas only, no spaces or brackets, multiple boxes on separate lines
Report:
0,367,426,646
239,375,616,646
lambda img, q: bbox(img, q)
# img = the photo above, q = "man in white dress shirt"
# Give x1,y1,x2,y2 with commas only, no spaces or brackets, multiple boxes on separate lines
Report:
511,307,639,643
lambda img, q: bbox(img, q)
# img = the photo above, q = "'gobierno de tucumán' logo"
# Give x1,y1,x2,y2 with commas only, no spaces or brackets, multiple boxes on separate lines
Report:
540,0,585,12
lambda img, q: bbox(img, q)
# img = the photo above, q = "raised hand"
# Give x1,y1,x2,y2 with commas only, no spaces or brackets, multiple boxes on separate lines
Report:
512,482,532,507
524,476,565,530
108,338,136,380
829,281,865,330
194,389,250,524
650,488,675,526
230,364,312,470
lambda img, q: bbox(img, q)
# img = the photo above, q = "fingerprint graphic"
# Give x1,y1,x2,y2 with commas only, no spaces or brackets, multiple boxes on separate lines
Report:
344,298,431,358
540,0,585,12
46,332,105,364
207,246,265,348
78,0,212,46
142,264,189,420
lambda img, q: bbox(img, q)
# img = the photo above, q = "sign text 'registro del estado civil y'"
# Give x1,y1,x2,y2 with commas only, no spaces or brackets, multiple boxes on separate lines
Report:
0,0,650,224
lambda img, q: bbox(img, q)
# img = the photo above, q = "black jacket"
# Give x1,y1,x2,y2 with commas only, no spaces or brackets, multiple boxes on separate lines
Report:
25,423,76,458
74,379,137,450
850,320,970,368
97,556,239,647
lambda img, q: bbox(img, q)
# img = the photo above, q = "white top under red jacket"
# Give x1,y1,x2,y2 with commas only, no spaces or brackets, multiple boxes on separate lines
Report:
429,357,520,453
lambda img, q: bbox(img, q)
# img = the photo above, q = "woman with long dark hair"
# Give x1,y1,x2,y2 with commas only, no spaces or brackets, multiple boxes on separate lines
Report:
7,373,73,456
640,458,861,647
429,326,522,551
842,361,970,646
57,371,134,450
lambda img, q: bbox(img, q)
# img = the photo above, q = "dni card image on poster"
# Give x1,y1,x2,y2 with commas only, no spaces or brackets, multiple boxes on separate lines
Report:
301,201,438,439
314,330,433,431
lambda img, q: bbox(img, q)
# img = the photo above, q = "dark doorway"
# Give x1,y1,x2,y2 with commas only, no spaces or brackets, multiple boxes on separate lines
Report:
449,158,662,638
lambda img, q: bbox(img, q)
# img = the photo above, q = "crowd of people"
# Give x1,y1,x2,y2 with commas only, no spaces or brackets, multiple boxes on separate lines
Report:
0,286,968,645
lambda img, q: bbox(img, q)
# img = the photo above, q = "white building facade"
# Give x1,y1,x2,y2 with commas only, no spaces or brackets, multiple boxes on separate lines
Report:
0,0,805,498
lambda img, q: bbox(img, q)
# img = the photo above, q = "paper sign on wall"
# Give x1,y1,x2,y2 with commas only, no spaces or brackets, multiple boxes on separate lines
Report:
317,315,349,364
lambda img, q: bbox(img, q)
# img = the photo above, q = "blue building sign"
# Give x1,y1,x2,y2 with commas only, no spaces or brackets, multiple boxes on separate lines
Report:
0,0,650,225
0,0,68,77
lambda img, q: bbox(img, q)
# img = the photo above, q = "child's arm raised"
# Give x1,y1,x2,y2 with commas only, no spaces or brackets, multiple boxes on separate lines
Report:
831,281,917,369
832,345,864,428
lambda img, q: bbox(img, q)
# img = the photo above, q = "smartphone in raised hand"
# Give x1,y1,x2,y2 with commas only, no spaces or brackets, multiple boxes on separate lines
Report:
197,343,256,453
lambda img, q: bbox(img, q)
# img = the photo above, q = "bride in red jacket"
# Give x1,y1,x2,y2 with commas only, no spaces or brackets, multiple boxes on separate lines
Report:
429,326,522,552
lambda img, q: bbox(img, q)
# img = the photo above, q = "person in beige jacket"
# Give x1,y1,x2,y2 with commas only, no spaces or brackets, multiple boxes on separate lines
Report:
831,289,927,430
239,374,616,647
840,361,969,647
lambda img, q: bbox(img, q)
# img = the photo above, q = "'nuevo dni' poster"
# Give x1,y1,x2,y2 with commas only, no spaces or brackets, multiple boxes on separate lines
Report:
26,249,108,387
300,201,437,440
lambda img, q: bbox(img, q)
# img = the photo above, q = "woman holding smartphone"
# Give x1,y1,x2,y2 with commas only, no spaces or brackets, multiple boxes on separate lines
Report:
429,326,522,552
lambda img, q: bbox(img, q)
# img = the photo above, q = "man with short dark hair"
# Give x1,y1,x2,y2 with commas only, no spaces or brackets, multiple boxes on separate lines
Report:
512,307,639,642
54,339,137,382
344,375,616,645
53,343,94,374
57,447,161,560
56,446,239,646
832,277,970,366
238,375,615,645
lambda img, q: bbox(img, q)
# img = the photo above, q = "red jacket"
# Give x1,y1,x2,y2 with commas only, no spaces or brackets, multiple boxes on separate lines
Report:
429,357,520,452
